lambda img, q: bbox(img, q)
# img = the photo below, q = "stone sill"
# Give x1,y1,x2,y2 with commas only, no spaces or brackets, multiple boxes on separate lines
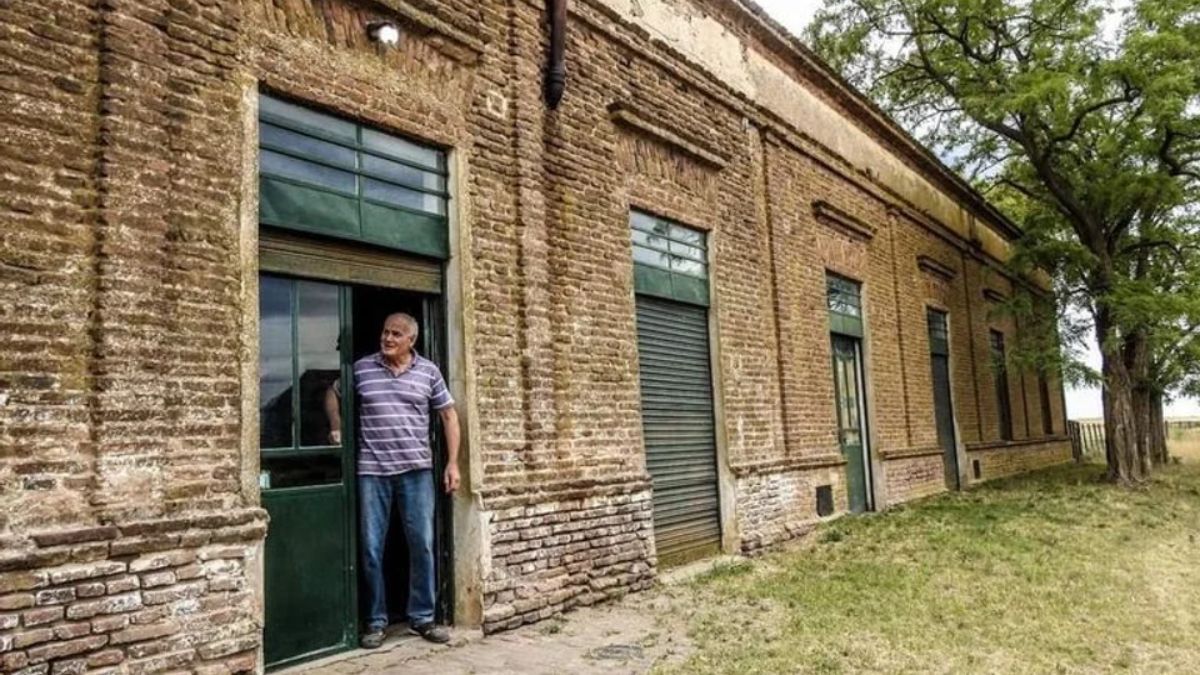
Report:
966,436,1071,452
731,454,845,478
1,507,268,573
879,446,943,460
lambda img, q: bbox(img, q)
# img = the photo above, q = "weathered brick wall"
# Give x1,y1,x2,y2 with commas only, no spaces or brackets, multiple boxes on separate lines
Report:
882,453,946,504
967,440,1073,483
736,465,847,555
2,0,268,671
1,0,101,542
0,516,263,673
479,481,655,632
2,0,1078,667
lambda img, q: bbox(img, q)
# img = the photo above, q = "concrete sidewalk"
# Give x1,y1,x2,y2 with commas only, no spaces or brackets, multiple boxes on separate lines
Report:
287,591,694,675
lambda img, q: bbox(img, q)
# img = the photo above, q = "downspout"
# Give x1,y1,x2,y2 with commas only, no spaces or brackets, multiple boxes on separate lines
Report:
545,0,567,108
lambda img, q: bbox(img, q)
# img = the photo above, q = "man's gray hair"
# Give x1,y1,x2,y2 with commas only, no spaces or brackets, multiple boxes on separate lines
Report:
385,312,419,339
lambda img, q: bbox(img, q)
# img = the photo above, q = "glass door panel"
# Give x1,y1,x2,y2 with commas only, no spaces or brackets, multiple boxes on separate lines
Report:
832,335,871,513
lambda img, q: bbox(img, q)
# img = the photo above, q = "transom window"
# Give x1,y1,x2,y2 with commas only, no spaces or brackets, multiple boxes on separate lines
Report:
827,274,864,337
927,308,949,355
258,94,451,259
630,211,709,306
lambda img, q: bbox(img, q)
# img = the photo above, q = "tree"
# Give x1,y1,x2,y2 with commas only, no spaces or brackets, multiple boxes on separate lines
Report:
807,0,1200,483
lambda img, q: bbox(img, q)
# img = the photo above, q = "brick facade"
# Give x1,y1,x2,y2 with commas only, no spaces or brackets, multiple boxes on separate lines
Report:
1,0,1071,670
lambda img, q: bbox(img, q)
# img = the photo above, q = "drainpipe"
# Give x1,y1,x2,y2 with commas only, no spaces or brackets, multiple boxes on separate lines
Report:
545,0,567,108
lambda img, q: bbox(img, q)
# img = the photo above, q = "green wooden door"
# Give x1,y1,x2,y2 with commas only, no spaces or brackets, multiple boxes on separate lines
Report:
635,295,722,567
928,309,959,490
259,275,357,669
931,354,959,490
831,335,872,513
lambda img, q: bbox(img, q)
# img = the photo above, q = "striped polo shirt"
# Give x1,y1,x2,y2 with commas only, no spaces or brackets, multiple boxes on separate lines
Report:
353,351,454,476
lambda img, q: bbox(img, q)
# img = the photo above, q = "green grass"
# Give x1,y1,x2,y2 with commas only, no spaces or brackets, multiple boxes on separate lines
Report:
659,461,1200,674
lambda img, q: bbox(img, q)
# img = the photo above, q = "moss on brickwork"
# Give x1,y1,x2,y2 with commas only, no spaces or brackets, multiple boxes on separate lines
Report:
1,0,1071,668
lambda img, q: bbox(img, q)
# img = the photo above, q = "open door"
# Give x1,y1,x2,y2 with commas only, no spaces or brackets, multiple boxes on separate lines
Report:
259,276,357,668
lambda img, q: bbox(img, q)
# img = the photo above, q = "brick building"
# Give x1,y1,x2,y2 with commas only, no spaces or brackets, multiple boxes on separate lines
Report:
0,0,1073,671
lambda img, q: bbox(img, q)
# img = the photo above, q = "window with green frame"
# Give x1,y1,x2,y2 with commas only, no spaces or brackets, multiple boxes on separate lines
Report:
827,273,864,337
990,329,1014,441
258,94,451,259
630,211,709,306
927,308,949,355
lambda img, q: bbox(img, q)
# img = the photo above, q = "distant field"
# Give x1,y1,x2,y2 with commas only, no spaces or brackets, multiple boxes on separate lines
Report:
1071,418,1200,463
1168,421,1200,463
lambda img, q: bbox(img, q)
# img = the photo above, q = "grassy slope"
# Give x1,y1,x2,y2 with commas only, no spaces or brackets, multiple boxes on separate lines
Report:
663,454,1200,673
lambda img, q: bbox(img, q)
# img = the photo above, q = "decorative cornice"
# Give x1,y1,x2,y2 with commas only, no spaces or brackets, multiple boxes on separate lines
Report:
917,255,957,281
813,201,876,241
609,102,729,169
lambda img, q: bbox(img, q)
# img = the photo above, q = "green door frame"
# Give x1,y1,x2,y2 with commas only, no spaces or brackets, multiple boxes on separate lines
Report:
419,295,456,623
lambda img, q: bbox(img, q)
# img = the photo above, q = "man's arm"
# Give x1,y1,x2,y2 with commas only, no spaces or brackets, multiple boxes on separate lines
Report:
440,406,461,493
324,380,342,445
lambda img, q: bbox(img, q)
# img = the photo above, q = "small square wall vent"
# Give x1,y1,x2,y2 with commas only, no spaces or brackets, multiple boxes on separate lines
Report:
973,459,982,480
816,485,834,517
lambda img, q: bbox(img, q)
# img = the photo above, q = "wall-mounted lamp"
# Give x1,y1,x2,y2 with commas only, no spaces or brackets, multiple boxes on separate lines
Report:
367,21,401,47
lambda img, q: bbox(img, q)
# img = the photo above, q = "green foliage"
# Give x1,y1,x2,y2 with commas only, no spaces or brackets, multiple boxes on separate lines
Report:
806,0,1200,398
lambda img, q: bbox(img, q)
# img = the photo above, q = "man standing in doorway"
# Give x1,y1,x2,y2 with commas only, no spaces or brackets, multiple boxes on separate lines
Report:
327,313,460,647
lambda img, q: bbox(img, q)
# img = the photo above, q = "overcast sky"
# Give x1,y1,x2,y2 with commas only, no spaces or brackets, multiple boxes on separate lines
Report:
750,0,1199,420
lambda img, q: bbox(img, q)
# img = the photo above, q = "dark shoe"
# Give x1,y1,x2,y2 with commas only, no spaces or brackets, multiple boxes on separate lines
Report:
410,622,451,644
360,630,385,649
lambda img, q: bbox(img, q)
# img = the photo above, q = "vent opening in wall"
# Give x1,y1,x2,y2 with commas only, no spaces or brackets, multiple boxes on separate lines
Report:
816,485,834,517
973,459,982,480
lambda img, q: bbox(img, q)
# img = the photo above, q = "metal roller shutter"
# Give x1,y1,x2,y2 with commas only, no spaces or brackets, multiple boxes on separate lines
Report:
636,295,721,567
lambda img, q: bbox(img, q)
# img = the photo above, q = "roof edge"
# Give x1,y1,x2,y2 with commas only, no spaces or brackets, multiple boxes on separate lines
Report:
731,0,1024,241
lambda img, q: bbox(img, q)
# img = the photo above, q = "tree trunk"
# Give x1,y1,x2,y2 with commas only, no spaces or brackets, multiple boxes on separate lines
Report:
1125,330,1153,478
1097,313,1147,484
1149,391,1169,466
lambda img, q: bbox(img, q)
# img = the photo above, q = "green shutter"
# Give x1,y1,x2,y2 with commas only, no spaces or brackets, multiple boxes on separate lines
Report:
636,295,721,567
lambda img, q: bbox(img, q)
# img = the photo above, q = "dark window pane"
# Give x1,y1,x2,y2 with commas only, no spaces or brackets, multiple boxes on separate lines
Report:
630,228,669,252
361,128,444,171
1040,375,1054,435
990,330,1013,440
363,179,446,215
260,123,357,169
827,275,862,318
672,256,706,278
261,150,357,194
927,309,949,342
362,154,446,192
297,281,342,448
669,240,706,262
261,454,342,489
670,224,705,247
260,95,357,143
633,244,672,270
259,276,294,449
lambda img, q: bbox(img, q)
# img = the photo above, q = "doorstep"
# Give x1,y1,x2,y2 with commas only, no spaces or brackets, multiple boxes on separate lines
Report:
278,593,693,675
279,626,485,675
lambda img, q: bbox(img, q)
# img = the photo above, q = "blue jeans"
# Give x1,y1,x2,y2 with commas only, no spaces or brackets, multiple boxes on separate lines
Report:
359,471,436,631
